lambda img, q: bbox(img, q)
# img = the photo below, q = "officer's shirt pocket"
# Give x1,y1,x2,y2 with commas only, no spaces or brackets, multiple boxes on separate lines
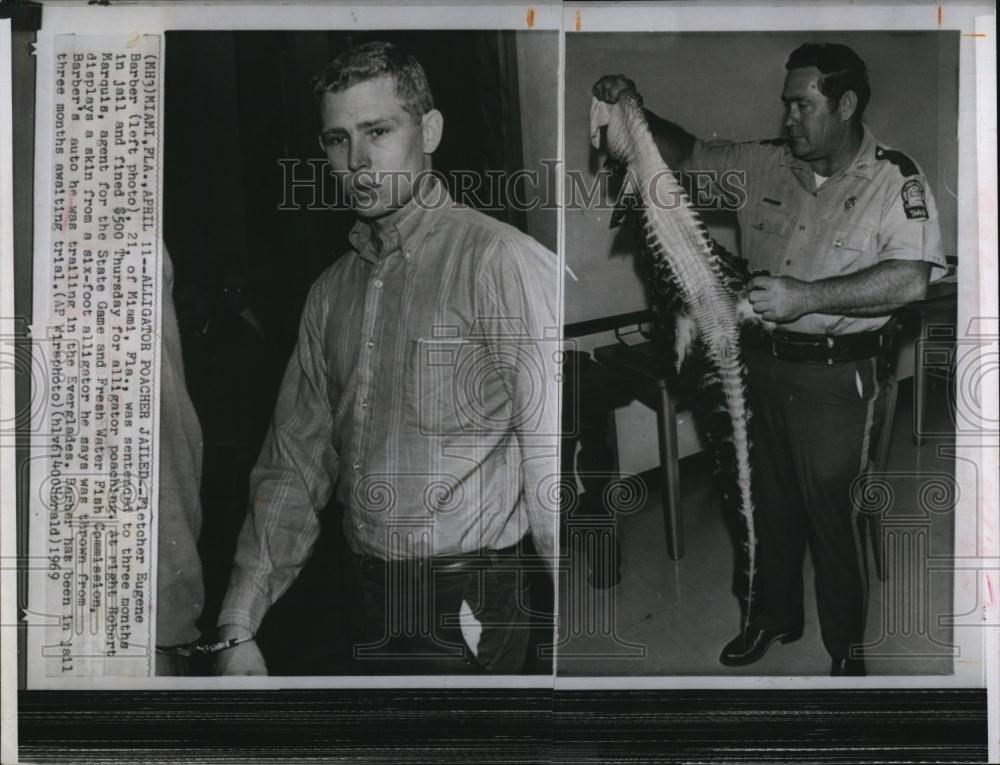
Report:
828,222,877,274
751,210,794,238
746,207,795,270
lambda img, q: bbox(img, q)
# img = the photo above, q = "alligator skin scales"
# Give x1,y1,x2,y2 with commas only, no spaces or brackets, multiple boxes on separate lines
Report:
595,92,769,633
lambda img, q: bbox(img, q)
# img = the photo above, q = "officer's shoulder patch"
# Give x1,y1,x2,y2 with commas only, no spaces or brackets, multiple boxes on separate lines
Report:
901,179,929,220
758,137,787,147
875,146,919,177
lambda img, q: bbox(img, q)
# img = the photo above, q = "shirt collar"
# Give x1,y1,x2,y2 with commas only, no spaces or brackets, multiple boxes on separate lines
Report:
348,175,451,264
778,124,876,180
779,142,805,170
844,125,876,179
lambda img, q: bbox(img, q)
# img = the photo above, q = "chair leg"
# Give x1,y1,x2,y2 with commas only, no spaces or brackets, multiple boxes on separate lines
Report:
874,376,898,473
655,381,683,560
856,503,872,583
868,504,885,582
914,335,927,447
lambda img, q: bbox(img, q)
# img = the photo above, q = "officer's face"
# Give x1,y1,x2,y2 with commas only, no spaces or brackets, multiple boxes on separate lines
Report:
781,67,847,162
319,76,442,219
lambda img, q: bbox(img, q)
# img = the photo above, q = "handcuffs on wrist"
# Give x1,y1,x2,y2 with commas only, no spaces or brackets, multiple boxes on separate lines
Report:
155,635,254,658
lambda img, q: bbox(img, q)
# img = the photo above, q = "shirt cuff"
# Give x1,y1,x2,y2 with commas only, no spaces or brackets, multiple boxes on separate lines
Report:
217,584,269,635
881,248,949,283
927,259,950,283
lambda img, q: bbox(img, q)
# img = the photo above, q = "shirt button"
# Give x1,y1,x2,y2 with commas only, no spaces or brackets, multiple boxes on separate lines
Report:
374,279,384,288
798,225,805,231
353,462,360,471
367,340,375,348
362,400,368,408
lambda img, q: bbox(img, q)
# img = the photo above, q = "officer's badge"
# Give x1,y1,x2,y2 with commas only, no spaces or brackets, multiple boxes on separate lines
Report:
901,180,928,220
844,196,856,211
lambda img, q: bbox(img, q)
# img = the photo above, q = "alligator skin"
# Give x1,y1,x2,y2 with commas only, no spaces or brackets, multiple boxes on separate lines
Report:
598,92,771,632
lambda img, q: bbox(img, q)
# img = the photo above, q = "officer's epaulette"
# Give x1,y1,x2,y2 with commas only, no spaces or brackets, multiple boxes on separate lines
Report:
875,146,919,177
758,137,786,147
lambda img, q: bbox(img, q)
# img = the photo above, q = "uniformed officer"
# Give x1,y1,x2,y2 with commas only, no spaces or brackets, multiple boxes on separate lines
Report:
593,43,947,676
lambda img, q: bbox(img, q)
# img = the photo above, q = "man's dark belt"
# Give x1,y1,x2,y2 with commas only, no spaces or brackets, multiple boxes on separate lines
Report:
352,540,524,578
749,327,889,365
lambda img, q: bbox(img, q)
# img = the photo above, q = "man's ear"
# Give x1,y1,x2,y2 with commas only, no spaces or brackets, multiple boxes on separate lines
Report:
838,90,858,124
421,109,443,154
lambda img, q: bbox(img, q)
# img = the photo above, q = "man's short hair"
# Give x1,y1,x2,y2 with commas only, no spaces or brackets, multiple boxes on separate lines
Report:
786,43,871,124
311,41,434,122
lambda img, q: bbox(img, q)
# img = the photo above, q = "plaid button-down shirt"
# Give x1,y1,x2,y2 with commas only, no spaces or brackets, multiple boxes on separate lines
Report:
687,125,947,335
219,181,560,634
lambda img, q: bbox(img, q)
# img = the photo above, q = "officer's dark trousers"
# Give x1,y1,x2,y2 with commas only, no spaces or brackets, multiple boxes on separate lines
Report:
745,348,883,661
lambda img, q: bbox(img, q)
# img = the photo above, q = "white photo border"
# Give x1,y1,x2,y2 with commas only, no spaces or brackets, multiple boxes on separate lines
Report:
1,4,995,762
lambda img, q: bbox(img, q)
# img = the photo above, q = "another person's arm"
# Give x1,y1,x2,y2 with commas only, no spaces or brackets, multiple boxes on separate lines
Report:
215,279,340,674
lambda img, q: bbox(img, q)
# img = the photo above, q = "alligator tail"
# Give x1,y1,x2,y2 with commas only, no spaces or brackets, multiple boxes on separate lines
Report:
603,92,757,634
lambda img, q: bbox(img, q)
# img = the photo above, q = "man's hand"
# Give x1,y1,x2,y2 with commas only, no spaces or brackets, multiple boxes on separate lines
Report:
592,74,639,104
748,275,812,323
214,624,267,676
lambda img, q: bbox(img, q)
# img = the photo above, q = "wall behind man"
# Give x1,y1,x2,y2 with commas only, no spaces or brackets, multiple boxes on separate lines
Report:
516,30,559,254
564,31,960,325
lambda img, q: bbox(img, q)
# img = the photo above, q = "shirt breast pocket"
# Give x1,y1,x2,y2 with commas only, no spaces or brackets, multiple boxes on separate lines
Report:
750,210,794,238
746,208,795,270
828,222,877,272
408,336,505,436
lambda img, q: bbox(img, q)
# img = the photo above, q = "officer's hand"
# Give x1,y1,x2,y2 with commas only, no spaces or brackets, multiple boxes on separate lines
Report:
748,275,811,323
214,625,268,676
592,75,639,104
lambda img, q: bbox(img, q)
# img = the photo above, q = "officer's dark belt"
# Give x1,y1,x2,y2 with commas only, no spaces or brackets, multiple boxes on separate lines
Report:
751,328,887,365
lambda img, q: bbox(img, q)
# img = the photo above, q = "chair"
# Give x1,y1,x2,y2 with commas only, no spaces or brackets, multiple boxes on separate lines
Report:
563,311,685,566
907,280,958,446
591,318,684,560
859,279,958,581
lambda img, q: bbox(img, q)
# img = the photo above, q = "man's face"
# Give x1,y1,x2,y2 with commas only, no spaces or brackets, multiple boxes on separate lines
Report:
781,66,847,162
319,76,439,219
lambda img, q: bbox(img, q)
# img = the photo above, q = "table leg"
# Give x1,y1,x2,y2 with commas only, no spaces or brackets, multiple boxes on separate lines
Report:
655,381,683,560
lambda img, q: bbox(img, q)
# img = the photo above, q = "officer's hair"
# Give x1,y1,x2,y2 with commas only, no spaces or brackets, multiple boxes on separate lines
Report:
786,43,871,125
311,41,434,123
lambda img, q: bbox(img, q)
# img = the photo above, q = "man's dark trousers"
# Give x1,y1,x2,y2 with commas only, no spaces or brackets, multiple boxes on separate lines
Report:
348,544,532,674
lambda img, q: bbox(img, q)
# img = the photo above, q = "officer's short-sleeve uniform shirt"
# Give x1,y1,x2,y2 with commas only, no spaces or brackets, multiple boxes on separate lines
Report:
686,125,948,335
